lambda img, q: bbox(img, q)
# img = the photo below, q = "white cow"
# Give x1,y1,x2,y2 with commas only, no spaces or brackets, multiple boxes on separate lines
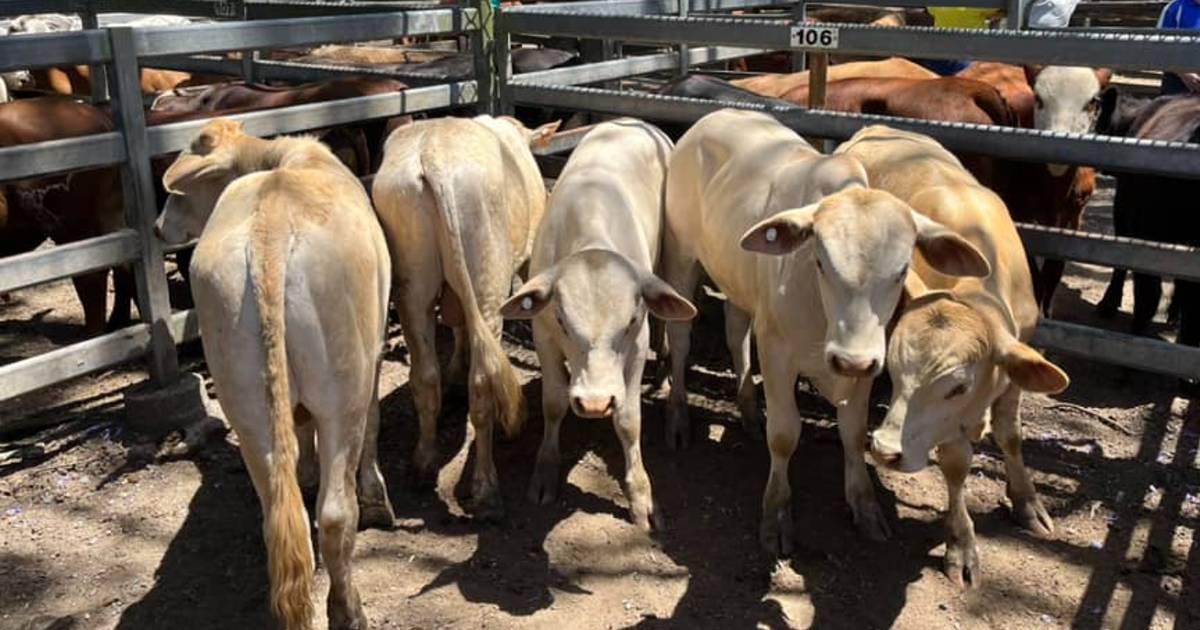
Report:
373,115,558,517
500,119,695,531
662,108,990,554
839,125,1069,588
155,119,394,630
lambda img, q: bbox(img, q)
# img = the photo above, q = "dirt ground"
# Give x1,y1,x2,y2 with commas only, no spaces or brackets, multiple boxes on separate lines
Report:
1,176,1198,630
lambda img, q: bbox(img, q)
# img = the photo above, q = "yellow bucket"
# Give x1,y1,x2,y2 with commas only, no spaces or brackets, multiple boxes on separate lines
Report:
927,7,1002,29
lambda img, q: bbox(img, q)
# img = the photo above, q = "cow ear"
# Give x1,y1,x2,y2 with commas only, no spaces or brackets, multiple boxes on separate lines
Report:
162,154,227,194
740,204,819,255
641,275,697,321
1023,64,1044,87
996,338,1069,394
528,120,561,149
911,212,991,278
1094,67,1113,88
902,270,931,303
1097,86,1121,135
501,270,555,319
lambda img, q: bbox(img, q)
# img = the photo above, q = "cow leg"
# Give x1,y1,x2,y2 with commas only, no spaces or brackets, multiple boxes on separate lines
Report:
466,314,505,521
660,233,701,450
938,436,978,589
396,288,441,483
107,265,136,330
1131,272,1162,335
759,335,800,556
1097,268,1126,318
724,302,762,439
1177,280,1200,347
840,377,891,541
529,322,569,505
295,406,319,493
990,384,1052,536
615,338,660,531
357,368,395,530
446,325,469,388
1039,259,1066,318
71,270,108,337
316,411,368,630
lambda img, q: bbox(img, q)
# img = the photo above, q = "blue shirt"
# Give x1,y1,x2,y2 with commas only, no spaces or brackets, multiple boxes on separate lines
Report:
1158,0,1200,29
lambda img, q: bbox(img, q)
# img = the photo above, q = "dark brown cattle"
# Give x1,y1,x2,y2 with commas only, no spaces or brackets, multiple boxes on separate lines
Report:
149,77,407,113
960,62,1100,316
0,97,123,336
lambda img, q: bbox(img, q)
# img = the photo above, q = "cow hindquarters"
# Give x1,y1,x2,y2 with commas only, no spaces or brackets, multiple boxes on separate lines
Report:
990,384,1053,536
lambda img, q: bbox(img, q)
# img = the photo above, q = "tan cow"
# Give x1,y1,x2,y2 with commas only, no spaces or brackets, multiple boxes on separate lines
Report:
730,57,936,98
662,108,989,554
373,115,558,517
500,119,695,531
837,125,1069,588
155,120,394,630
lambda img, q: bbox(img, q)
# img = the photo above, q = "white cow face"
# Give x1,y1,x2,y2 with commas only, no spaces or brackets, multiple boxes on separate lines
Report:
502,249,695,418
1028,65,1112,175
154,120,243,244
741,188,990,379
870,293,1069,472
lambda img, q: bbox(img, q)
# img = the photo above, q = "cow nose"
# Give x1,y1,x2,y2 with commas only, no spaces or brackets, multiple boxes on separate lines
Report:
828,353,879,378
572,395,615,418
868,436,902,468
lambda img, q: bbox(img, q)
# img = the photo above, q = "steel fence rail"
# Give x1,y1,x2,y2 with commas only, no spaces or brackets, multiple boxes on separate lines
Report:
507,83,1200,179
1032,320,1200,379
504,11,1200,71
0,29,110,71
0,131,126,181
512,45,764,87
0,231,141,295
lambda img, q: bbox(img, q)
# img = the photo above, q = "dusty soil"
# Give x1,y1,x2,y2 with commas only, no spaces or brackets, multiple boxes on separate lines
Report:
1,177,1198,630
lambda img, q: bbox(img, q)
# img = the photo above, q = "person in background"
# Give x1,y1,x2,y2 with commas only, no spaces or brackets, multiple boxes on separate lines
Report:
1027,0,1080,27
1158,0,1200,94
919,7,1002,75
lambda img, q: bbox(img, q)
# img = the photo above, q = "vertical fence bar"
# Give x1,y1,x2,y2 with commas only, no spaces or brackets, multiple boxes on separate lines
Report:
81,5,109,103
792,0,807,72
240,1,257,83
677,0,689,77
473,0,497,114
107,26,181,385
1006,0,1026,29
495,3,513,115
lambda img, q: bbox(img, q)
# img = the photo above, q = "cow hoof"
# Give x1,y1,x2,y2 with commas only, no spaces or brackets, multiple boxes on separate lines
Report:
410,447,439,490
472,489,505,523
359,502,396,531
852,499,893,542
1011,495,1054,537
527,461,560,506
664,405,690,451
329,597,368,630
944,538,981,589
759,506,794,557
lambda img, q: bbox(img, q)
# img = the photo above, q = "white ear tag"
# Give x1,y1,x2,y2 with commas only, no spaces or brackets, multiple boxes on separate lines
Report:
765,227,778,243
521,296,534,310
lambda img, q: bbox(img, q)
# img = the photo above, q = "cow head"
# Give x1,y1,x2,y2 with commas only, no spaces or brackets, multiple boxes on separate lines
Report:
1026,65,1112,175
740,188,990,379
870,291,1068,472
501,249,695,419
1,70,32,91
154,119,245,244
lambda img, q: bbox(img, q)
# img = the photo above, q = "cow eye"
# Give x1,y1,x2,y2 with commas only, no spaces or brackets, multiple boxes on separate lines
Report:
944,383,968,400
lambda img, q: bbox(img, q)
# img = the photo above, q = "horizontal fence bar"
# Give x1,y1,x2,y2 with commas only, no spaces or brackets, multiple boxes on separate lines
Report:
146,81,475,155
0,29,111,72
509,0,796,15
1017,224,1200,282
504,12,1200,72
1032,319,1200,379
514,45,763,87
0,309,199,402
506,84,1200,179
0,132,126,182
0,0,83,15
131,8,475,58
0,231,141,294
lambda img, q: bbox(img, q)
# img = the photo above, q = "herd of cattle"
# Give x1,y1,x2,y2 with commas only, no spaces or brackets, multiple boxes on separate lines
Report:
3,10,1200,630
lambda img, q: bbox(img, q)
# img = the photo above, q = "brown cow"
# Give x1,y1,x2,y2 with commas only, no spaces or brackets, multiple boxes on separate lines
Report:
30,65,223,97
731,57,936,98
0,97,124,336
779,76,1015,127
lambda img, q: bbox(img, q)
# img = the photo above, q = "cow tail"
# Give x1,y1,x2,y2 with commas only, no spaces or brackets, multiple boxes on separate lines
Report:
425,172,525,438
249,203,315,630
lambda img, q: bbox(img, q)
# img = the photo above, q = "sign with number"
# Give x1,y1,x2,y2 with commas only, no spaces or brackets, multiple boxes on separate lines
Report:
790,26,839,50
214,1,243,18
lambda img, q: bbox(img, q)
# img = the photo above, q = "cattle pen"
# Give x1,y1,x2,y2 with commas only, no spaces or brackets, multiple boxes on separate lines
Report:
1,0,1199,628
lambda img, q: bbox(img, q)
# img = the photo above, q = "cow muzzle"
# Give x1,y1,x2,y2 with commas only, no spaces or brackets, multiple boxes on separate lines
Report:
572,395,616,419
827,352,881,378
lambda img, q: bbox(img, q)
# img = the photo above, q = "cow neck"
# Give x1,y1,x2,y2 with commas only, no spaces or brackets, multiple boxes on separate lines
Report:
232,135,338,177
954,286,1019,340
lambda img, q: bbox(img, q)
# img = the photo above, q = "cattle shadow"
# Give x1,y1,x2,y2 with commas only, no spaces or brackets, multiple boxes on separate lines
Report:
114,436,271,630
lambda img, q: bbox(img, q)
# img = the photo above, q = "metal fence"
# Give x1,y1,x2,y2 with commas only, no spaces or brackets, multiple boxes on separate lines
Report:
497,0,1200,381
0,1,480,402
